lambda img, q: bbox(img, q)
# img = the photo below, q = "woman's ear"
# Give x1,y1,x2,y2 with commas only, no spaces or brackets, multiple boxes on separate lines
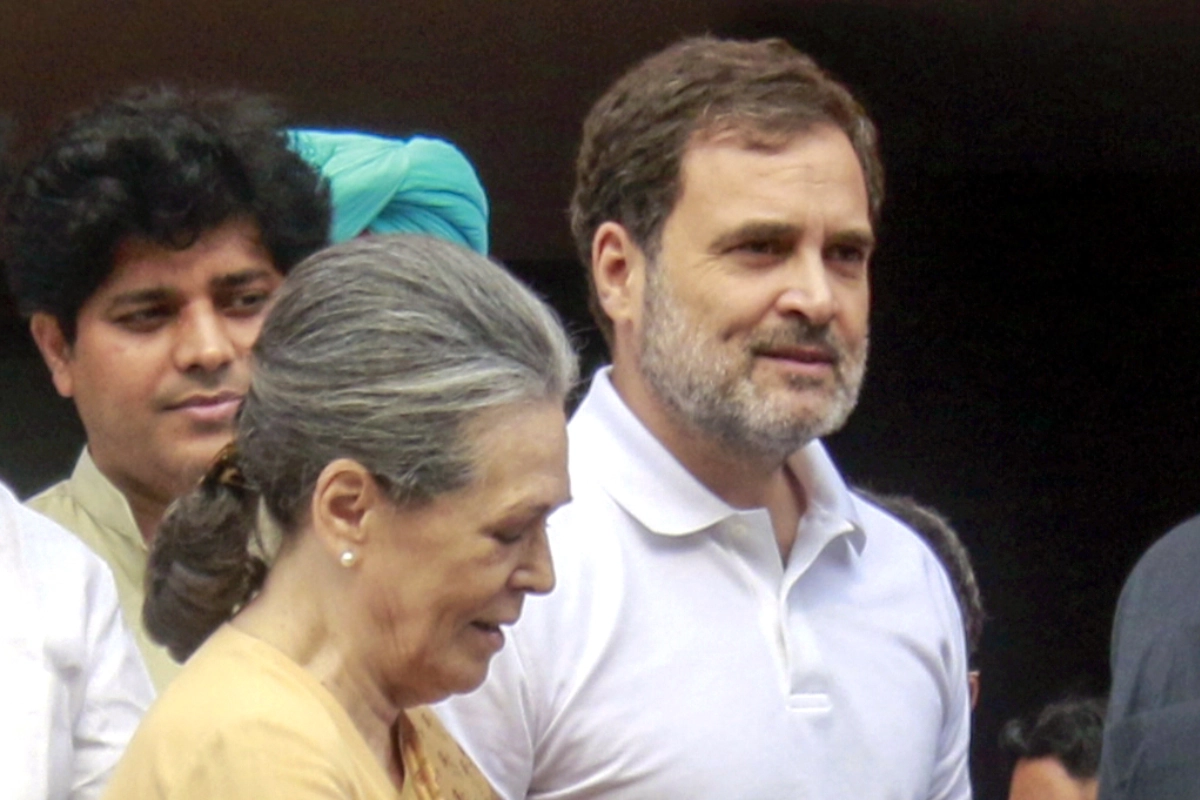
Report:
309,459,382,561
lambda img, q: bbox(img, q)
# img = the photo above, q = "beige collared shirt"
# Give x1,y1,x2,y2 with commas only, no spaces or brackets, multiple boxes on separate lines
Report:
28,450,182,690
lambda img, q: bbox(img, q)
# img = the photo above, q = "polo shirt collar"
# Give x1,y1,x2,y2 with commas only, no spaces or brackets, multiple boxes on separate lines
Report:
788,434,867,555
573,368,866,553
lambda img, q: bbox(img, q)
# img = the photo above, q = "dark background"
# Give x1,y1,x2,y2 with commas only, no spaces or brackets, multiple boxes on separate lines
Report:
3,2,1199,796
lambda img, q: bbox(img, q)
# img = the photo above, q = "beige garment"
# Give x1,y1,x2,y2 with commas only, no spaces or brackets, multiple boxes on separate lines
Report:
28,449,182,690
103,625,498,800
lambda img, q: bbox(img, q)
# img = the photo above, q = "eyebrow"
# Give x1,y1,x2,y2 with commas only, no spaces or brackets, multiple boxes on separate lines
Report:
710,221,801,253
709,222,877,254
493,494,572,527
105,287,174,310
496,502,553,526
826,229,877,252
210,267,278,291
105,268,277,309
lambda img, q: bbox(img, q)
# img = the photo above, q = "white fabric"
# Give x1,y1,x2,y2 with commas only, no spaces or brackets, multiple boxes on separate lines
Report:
437,369,972,799
0,481,154,800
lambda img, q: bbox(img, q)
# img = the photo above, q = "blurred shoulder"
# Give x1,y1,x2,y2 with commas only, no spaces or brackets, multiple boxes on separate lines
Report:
1125,514,1200,591
2,481,108,584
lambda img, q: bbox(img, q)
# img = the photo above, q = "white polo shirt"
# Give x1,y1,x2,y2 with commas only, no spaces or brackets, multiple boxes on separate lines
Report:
437,369,972,799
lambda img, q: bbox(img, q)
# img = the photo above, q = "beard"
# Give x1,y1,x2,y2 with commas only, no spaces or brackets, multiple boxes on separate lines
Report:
638,265,867,463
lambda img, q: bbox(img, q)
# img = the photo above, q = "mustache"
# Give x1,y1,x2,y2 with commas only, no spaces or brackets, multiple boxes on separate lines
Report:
748,322,845,358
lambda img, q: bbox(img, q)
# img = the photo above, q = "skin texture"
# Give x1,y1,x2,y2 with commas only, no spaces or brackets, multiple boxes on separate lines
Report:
1009,757,1098,800
31,218,281,542
235,400,570,787
349,401,569,709
594,123,873,556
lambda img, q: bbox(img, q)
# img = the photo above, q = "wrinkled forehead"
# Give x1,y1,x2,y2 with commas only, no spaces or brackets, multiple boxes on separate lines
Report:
678,121,868,198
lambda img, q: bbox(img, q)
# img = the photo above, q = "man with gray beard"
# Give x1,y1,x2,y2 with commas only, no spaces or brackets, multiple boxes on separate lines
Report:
437,37,972,799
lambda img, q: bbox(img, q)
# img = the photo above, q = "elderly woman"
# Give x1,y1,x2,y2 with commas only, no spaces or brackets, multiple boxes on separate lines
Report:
103,235,576,799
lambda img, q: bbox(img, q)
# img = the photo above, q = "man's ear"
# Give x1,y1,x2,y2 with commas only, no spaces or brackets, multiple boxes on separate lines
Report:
30,313,76,399
591,221,648,335
309,458,383,561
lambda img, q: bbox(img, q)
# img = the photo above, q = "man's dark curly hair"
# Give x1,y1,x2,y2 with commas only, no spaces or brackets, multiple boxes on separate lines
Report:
1,85,331,340
1000,696,1106,780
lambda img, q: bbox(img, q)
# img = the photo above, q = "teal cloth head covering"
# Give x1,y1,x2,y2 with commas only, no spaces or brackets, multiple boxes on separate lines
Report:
288,129,489,253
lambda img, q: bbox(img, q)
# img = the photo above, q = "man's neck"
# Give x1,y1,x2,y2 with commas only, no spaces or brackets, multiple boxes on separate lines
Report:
609,363,807,559
91,453,170,544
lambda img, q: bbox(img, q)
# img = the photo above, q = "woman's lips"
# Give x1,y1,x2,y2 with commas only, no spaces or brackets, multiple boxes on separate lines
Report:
471,621,507,651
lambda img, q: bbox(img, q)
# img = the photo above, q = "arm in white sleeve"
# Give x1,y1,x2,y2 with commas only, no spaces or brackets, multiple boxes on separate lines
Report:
0,482,153,800
69,555,155,800
924,556,974,800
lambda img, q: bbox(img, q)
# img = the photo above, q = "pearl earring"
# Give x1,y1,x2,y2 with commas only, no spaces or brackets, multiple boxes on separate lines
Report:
339,549,358,568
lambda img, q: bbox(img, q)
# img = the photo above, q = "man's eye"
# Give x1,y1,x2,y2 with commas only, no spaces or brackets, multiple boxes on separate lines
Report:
113,308,170,331
224,291,271,315
826,244,869,267
736,239,789,256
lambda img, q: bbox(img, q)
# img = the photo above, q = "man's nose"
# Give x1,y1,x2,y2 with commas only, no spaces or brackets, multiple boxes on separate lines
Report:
173,306,236,372
773,248,836,326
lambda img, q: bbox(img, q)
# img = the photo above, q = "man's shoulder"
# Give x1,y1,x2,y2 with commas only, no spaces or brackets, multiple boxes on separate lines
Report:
849,492,904,530
6,483,107,584
26,475,114,559
24,460,137,564
25,475,74,516
26,462,102,534
850,492,947,565
542,482,633,616
846,491,969,632
553,388,653,550
1112,514,1200,647
1125,514,1200,593
2,482,124,663
1102,515,1200,799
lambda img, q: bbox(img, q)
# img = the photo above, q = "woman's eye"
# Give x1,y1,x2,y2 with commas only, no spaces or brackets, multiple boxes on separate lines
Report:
492,529,524,545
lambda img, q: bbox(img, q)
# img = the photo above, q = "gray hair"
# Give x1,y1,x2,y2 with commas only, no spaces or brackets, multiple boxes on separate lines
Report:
243,234,577,526
146,234,577,661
